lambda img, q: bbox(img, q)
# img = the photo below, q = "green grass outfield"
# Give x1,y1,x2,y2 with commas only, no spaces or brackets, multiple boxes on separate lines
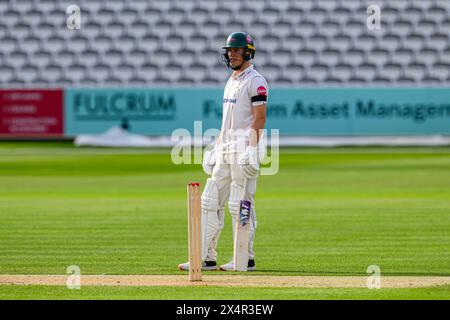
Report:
0,142,449,299
1,285,449,300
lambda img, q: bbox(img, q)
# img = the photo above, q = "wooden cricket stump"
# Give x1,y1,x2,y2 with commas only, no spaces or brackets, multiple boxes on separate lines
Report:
187,182,202,281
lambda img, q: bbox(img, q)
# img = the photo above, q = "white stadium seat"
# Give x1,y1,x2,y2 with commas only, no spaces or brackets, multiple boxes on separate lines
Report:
0,0,448,87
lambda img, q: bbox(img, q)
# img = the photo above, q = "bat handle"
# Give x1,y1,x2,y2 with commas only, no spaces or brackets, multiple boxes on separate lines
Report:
242,177,248,201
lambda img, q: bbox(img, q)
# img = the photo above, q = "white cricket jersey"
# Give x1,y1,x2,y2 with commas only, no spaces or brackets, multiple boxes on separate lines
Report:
218,64,269,154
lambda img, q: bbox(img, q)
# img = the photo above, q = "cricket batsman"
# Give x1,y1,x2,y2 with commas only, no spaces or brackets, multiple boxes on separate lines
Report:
179,32,268,271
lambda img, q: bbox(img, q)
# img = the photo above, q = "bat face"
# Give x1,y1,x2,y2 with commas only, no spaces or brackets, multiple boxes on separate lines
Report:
234,199,252,272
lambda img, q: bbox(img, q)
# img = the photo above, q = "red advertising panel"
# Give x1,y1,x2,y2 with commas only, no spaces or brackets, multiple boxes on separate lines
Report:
0,89,64,137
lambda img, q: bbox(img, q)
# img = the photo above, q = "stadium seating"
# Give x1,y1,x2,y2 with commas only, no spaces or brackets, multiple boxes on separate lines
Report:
0,0,449,87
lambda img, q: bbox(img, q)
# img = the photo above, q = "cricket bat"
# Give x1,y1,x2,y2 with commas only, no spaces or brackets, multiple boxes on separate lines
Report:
233,179,251,271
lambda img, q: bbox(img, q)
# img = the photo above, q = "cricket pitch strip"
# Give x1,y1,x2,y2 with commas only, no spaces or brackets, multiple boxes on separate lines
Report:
1,275,449,288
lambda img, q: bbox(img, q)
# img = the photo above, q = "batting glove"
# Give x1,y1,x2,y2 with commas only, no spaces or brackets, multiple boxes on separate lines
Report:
239,146,260,178
202,146,217,176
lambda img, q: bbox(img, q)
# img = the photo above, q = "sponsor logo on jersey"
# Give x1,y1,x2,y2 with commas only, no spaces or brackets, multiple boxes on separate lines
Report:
257,86,267,96
223,98,237,104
